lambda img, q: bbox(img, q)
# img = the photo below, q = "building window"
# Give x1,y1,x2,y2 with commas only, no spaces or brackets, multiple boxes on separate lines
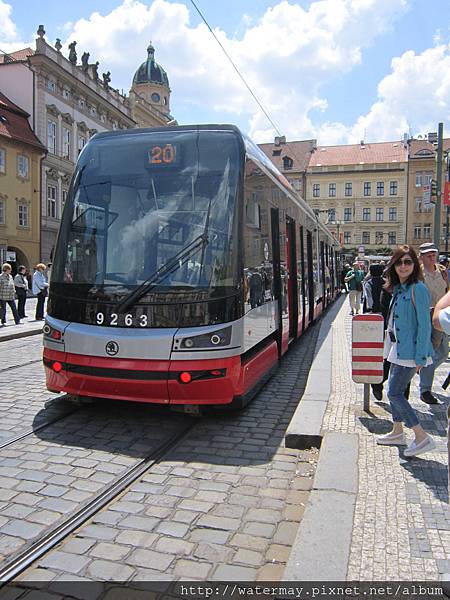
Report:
423,224,431,239
343,207,351,222
415,173,422,187
362,231,370,245
376,181,384,196
62,87,70,100
0,199,4,224
17,155,29,179
415,197,422,212
376,207,384,222
362,208,371,221
62,128,71,160
345,182,352,197
328,208,335,222
47,78,56,92
389,207,397,221
48,120,57,154
328,183,336,197
388,232,396,245
343,232,351,244
78,97,85,109
47,185,57,219
283,156,293,170
375,231,383,244
364,182,371,196
312,183,320,198
0,148,5,173
62,190,68,207
89,105,97,116
414,225,421,240
78,135,86,155
18,203,29,227
390,181,398,196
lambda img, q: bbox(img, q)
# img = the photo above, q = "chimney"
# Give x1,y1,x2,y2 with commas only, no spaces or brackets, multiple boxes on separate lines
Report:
360,140,365,146
274,135,286,146
427,132,438,144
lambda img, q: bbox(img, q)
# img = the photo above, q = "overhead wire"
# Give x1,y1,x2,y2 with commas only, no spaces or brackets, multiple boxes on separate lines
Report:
189,0,283,138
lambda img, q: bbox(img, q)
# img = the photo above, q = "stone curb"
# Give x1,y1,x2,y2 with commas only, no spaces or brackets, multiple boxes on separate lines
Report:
283,431,359,580
0,326,43,343
284,296,344,449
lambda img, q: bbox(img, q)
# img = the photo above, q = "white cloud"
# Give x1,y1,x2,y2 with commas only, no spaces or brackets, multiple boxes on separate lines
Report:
6,0,446,147
0,0,17,41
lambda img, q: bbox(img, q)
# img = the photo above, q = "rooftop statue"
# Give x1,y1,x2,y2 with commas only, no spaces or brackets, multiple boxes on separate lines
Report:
102,71,111,88
81,52,90,72
91,61,99,81
68,41,77,64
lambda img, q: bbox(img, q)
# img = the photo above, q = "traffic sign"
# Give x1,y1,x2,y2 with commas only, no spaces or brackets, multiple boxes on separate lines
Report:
351,314,384,384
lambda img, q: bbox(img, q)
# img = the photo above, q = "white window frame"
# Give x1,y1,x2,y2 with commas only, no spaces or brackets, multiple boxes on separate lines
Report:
343,207,351,222
389,207,397,221
389,181,398,196
362,208,371,222
47,120,57,154
362,231,370,245
47,184,57,219
0,148,5,173
376,181,384,196
18,203,29,227
388,232,396,245
343,231,351,244
414,225,421,240
17,154,29,179
376,207,384,222
415,173,422,187
328,183,336,197
423,224,431,239
344,182,352,197
62,128,71,160
363,182,371,196
312,183,320,198
47,78,56,92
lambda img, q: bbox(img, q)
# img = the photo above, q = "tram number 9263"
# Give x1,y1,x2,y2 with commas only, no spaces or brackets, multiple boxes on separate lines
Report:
96,313,148,327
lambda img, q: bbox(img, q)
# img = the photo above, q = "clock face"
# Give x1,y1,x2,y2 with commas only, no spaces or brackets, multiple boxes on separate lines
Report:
151,92,161,103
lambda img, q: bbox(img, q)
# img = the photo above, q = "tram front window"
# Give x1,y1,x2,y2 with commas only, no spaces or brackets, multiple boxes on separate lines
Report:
53,131,240,297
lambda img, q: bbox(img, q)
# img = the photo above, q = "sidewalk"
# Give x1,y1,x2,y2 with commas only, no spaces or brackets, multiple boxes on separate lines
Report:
286,294,449,581
0,297,44,342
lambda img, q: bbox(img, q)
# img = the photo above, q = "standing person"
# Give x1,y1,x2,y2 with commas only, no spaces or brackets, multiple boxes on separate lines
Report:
14,265,28,319
344,262,364,315
341,263,350,293
32,263,49,321
363,263,384,314
417,242,449,405
376,245,435,457
0,263,21,326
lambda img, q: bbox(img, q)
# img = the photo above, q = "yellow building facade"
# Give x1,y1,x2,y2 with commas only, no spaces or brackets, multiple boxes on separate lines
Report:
0,92,46,271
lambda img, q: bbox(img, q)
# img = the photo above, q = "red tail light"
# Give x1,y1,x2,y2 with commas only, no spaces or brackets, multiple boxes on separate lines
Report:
52,361,63,373
51,330,62,340
179,372,192,384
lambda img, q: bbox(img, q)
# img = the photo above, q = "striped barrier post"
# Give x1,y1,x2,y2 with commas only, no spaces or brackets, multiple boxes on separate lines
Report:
351,314,384,412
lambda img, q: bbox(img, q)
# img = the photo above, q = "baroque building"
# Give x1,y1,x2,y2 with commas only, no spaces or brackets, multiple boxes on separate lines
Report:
0,92,46,269
306,141,408,255
0,27,174,264
406,136,450,253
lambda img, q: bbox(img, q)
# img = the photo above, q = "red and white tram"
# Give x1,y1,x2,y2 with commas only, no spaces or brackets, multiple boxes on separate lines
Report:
44,125,340,407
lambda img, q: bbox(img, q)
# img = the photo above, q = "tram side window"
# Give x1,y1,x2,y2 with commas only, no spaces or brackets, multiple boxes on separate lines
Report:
243,159,274,311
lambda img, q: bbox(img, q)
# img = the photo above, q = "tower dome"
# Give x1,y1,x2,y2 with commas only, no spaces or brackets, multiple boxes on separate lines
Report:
133,43,169,87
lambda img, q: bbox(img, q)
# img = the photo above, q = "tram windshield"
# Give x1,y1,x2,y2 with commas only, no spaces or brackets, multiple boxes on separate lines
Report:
52,130,241,297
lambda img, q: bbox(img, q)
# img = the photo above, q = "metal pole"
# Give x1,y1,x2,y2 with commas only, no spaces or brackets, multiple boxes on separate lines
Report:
446,154,450,255
363,383,370,412
434,122,444,248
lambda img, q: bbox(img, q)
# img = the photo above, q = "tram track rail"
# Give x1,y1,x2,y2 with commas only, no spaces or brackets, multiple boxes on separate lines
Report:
0,358,41,374
0,417,197,584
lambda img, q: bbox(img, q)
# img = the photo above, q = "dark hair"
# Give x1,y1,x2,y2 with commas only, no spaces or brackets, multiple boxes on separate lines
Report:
384,245,422,292
18,265,26,272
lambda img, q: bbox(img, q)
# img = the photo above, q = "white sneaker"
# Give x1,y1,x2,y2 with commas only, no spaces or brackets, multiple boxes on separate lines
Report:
403,436,436,457
376,432,406,446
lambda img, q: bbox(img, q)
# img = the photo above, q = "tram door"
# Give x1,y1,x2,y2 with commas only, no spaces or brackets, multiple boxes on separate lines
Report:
299,226,306,333
285,217,298,340
320,240,326,309
306,230,315,324
270,208,283,356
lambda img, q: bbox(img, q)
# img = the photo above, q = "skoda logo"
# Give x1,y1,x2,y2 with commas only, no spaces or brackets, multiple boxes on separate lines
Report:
105,341,119,356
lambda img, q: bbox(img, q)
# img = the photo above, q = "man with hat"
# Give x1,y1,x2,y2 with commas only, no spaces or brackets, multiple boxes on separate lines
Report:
418,242,449,404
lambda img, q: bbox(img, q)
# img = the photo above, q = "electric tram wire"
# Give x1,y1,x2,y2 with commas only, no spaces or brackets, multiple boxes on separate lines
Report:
189,0,283,138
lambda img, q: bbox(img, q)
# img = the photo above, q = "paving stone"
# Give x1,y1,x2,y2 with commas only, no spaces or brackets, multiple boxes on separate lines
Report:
87,560,135,581
243,521,277,538
40,551,90,574
154,537,194,556
155,521,189,538
213,564,258,580
229,533,269,553
196,515,240,531
38,498,78,513
232,548,264,567
189,528,230,545
1,519,45,538
118,516,159,532
116,531,158,548
273,521,298,545
62,537,96,555
243,508,281,524
126,549,175,571
25,509,61,526
89,542,130,561
193,542,234,563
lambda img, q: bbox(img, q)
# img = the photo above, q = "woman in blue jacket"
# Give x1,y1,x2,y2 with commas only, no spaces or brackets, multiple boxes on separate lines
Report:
377,245,435,457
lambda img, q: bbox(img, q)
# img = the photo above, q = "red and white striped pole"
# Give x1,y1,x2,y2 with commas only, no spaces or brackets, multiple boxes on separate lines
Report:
351,314,384,411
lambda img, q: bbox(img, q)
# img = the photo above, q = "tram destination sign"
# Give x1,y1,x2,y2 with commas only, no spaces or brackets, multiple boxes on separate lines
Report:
148,143,180,166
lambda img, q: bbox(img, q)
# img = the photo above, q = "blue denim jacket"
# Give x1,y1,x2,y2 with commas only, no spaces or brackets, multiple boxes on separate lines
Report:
390,281,433,366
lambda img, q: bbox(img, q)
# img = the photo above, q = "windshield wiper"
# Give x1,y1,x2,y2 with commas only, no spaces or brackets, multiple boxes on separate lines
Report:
116,175,214,313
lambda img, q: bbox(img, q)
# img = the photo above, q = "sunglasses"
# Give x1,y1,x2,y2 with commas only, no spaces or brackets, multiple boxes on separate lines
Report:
395,258,413,267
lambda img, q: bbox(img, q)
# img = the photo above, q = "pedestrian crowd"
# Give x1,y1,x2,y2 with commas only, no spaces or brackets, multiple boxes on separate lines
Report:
0,262,50,327
344,242,448,458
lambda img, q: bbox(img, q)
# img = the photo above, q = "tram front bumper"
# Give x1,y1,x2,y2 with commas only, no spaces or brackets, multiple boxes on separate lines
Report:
43,348,242,405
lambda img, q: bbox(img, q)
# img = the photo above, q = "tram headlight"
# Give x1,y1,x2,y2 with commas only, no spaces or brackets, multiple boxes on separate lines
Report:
175,326,232,350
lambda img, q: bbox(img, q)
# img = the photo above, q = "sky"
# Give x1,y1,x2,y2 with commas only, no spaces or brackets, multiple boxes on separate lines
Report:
1,0,450,145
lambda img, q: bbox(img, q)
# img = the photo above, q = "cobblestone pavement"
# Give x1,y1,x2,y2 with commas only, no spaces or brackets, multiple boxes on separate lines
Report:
0,335,67,444
0,298,44,342
0,318,322,582
322,297,449,581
